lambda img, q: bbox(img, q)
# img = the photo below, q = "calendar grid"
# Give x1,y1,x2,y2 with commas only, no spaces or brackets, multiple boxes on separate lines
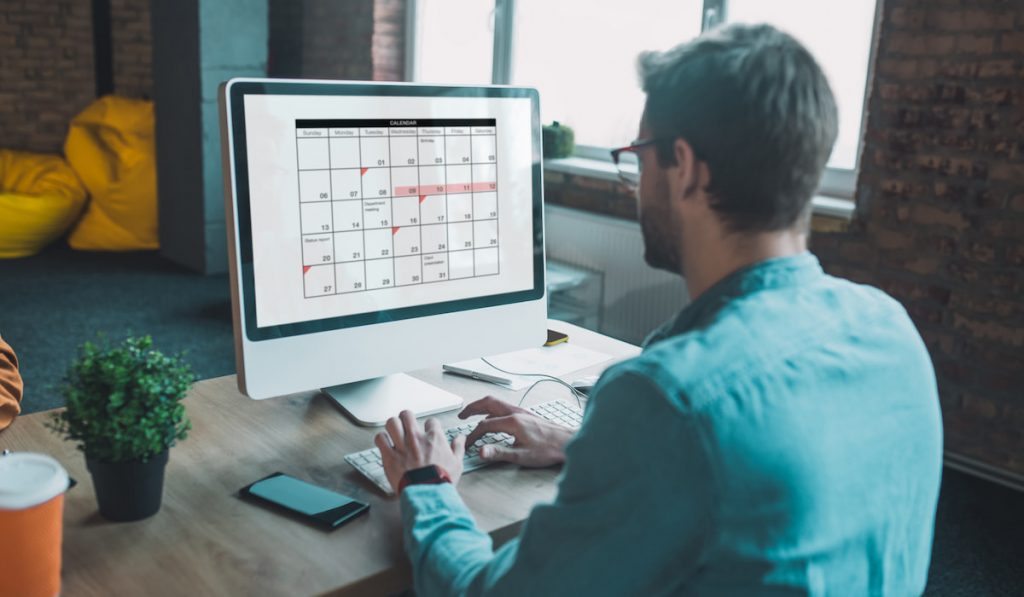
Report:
437,131,448,283
469,132,475,276
493,123,501,278
295,119,500,299
325,130,338,294
358,133,367,292
296,126,310,299
386,131,395,289
416,134,424,285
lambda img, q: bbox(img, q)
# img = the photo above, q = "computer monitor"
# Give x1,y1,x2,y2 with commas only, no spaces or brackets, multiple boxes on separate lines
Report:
218,79,546,426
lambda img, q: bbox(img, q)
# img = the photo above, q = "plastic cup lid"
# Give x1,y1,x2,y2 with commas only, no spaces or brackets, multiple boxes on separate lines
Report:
0,453,70,510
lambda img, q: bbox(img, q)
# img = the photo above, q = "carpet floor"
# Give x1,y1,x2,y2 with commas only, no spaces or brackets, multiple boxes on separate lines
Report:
0,244,234,411
0,243,1021,594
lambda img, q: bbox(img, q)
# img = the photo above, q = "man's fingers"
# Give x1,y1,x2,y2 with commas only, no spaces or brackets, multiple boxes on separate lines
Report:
385,416,404,451
374,432,395,460
458,396,514,419
424,417,447,446
399,410,421,456
424,417,444,437
451,434,466,459
458,396,501,419
479,444,522,464
465,416,517,447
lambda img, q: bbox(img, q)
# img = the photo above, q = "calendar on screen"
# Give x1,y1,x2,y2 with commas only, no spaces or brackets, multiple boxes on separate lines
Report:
295,119,501,298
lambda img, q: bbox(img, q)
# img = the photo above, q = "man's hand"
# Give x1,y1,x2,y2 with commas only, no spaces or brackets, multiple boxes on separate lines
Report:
375,410,466,493
459,396,574,468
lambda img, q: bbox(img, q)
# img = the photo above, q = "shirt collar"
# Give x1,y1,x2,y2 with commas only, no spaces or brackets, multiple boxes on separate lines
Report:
643,252,824,348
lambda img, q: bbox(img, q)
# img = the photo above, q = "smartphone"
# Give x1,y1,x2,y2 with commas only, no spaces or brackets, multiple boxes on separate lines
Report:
545,329,569,346
239,472,369,531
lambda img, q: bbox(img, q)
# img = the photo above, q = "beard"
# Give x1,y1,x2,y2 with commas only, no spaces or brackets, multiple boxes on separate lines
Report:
638,179,681,275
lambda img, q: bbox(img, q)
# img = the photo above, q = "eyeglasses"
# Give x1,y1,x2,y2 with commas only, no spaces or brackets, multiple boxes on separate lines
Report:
609,138,662,190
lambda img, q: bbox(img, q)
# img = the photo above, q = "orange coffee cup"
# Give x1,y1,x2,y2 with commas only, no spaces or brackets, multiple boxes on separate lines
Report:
0,453,70,597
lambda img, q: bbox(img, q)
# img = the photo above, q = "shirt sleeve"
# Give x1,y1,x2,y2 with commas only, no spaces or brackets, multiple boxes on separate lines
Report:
400,365,716,596
0,336,24,431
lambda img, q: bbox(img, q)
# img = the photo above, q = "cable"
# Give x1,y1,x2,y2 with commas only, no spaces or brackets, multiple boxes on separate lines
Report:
515,378,585,409
480,357,585,409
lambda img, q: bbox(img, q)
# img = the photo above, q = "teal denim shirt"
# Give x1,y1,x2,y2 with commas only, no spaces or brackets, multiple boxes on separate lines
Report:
401,253,943,596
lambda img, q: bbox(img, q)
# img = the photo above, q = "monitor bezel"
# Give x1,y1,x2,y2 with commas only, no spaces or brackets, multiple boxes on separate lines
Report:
226,80,545,343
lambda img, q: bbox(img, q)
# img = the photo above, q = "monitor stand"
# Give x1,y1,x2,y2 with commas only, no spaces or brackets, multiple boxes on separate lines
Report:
322,373,463,427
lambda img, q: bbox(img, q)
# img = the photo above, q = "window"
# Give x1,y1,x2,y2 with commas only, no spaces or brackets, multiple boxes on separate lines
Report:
411,0,879,198
412,0,493,85
725,0,879,173
511,0,703,149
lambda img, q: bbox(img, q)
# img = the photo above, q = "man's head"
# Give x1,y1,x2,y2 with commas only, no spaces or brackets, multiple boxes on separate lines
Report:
632,24,838,273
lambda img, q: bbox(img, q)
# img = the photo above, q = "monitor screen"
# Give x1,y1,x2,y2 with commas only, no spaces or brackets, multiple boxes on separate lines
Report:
225,81,544,341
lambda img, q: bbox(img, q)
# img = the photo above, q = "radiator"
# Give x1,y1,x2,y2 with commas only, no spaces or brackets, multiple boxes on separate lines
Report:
544,205,688,345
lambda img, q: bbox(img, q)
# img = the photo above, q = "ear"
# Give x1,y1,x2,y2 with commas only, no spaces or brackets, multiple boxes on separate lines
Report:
669,137,707,200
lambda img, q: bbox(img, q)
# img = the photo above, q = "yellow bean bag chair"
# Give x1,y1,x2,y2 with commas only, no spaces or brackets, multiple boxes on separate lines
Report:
0,150,87,258
65,96,158,250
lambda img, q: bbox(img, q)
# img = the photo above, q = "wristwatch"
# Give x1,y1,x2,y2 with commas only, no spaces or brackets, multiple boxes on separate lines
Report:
398,464,452,494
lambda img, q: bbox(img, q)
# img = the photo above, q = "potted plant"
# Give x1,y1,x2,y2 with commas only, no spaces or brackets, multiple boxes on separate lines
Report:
48,335,194,522
542,121,575,159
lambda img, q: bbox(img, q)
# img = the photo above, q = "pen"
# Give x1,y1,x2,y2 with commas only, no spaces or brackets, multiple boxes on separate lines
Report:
442,365,513,386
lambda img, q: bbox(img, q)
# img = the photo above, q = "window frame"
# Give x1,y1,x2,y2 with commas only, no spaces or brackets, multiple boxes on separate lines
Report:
408,0,880,212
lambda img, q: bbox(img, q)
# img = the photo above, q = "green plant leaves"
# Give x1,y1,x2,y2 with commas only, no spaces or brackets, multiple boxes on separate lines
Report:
46,335,196,464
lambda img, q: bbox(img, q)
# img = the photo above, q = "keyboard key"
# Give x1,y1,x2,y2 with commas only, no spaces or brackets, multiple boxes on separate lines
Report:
346,399,584,494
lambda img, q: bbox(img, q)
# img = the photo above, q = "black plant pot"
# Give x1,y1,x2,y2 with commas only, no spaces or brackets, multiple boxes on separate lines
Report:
86,449,169,522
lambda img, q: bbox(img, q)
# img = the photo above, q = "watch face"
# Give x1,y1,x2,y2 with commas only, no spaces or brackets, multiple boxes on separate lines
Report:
406,465,442,484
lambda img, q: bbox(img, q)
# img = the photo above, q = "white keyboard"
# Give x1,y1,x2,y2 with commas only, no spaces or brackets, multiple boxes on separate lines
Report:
345,399,584,495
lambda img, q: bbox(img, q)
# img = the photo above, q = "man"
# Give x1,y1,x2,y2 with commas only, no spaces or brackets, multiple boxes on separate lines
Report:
376,24,942,595
0,335,23,430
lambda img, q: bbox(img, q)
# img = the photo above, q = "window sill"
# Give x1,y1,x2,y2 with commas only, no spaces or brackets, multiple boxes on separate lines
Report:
543,156,855,221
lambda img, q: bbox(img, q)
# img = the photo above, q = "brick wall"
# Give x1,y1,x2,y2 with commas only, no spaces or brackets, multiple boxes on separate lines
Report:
0,0,152,154
268,0,403,81
812,0,1024,475
0,1,95,153
3,0,398,154
373,0,405,81
110,0,152,99
302,0,375,80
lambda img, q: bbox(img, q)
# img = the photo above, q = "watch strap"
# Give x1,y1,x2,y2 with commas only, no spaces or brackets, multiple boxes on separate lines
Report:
398,464,452,495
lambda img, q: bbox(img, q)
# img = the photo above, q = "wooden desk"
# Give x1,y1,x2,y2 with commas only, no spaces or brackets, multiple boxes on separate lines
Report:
0,321,639,596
